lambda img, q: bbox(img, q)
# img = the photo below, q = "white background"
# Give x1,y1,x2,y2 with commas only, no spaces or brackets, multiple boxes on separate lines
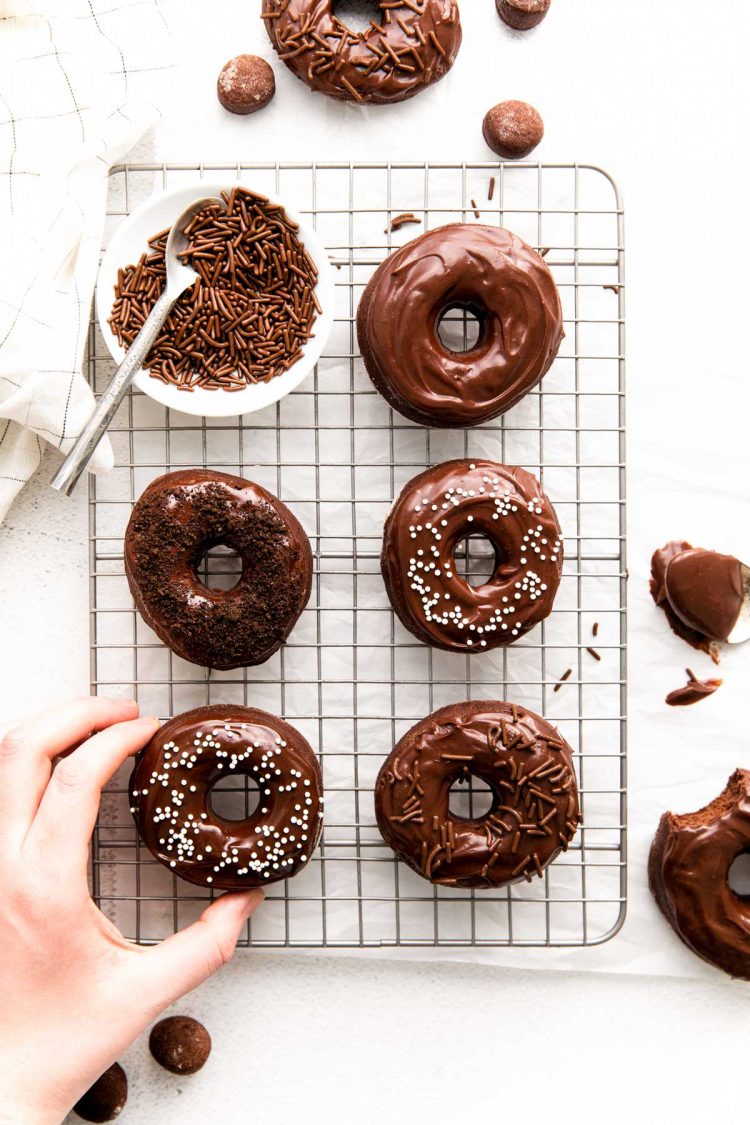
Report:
2,1,750,1122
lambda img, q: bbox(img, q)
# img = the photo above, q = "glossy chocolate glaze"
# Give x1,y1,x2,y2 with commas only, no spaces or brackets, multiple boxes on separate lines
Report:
262,0,461,106
375,700,580,888
495,0,551,30
650,540,744,661
357,224,563,427
649,770,750,979
381,459,563,652
131,706,323,890
665,674,722,707
124,470,312,670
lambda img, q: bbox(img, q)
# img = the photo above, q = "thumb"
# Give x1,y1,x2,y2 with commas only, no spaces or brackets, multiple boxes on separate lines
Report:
138,890,263,1008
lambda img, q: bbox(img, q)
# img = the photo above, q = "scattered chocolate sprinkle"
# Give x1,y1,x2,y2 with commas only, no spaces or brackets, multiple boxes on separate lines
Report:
488,176,496,201
586,646,602,662
470,198,481,219
109,187,320,392
592,621,599,637
553,667,572,692
387,211,422,232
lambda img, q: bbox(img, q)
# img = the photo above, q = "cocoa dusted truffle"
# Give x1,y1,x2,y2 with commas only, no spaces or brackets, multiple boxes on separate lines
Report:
483,100,544,160
149,1016,212,1076
73,1063,127,1123
217,55,275,115
496,0,551,30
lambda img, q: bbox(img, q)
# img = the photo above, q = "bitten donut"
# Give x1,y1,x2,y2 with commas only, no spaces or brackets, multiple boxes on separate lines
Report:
130,706,323,890
124,470,312,670
357,224,563,427
261,0,461,106
375,701,580,888
381,459,563,652
649,770,750,979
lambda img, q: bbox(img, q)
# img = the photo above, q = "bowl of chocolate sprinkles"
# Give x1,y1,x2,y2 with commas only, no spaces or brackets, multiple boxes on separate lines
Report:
97,182,335,417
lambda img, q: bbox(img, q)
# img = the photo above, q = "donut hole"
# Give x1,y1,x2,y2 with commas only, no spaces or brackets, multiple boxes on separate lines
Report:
332,0,383,34
208,775,260,823
196,543,244,592
449,776,494,821
453,533,499,588
436,304,485,354
728,851,750,898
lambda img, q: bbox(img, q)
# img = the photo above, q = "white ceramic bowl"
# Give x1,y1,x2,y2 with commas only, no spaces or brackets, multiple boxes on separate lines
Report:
96,181,335,418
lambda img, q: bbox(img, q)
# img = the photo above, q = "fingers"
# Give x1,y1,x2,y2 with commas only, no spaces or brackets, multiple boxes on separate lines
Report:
135,891,263,1010
0,696,139,838
27,715,160,871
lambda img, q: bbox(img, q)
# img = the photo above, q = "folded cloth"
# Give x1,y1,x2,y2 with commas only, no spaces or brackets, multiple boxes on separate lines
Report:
0,0,173,522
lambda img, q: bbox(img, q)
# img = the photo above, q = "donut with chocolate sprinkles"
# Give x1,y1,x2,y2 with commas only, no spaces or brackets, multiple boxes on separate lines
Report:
375,700,580,888
131,705,323,890
261,0,461,106
381,459,563,653
649,770,750,979
124,470,312,670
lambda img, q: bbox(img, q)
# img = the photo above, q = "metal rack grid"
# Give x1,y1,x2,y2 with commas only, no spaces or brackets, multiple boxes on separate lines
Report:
89,161,626,949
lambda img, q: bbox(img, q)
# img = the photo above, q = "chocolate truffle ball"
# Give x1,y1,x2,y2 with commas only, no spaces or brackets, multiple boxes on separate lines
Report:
495,0,551,30
482,100,544,160
149,1016,212,1075
73,1063,127,1123
217,55,275,115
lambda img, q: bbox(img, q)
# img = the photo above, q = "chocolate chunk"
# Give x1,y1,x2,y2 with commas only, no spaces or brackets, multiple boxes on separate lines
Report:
73,1064,127,1123
149,1016,212,1075
650,541,744,660
496,0,551,30
217,55,275,115
666,673,722,707
482,100,544,160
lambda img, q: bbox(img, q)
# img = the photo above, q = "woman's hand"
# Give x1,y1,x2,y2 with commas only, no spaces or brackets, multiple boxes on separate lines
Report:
0,697,263,1124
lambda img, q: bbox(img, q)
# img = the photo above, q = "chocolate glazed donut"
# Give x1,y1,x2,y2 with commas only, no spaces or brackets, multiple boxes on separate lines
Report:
382,459,563,652
375,701,580,888
649,771,750,979
261,0,461,106
357,224,563,427
124,470,312,670
131,706,323,890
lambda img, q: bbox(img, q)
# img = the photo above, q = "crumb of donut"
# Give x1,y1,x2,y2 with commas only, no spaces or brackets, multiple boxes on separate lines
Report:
73,1064,127,1123
149,1016,212,1075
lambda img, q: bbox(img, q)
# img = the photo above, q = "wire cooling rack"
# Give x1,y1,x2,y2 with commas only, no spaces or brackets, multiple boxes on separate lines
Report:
89,161,626,949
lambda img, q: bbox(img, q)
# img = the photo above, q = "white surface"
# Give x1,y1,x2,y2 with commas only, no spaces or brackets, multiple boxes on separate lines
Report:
2,0,750,1122
98,181,335,416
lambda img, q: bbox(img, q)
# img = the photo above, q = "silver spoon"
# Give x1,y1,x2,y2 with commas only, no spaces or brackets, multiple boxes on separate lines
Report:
51,195,223,497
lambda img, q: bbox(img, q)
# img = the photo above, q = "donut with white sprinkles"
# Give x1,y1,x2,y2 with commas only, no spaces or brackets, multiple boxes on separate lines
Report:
130,706,323,890
381,459,563,652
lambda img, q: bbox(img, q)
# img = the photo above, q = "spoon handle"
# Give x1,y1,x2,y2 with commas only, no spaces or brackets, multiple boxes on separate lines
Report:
51,287,175,497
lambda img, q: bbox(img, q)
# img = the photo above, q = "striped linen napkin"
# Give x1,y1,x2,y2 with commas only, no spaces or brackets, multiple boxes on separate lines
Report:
0,0,173,521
